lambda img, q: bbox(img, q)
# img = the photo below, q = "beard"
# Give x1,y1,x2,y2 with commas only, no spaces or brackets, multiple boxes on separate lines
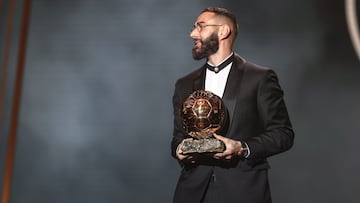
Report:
192,33,219,60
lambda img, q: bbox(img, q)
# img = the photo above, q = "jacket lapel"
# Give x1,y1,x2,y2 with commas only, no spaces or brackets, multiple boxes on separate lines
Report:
192,66,206,91
222,55,246,135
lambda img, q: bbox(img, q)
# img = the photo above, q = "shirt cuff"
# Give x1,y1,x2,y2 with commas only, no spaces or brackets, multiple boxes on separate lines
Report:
242,142,250,158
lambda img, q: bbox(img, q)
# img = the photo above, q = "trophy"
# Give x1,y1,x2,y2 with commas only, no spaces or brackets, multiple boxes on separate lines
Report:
179,90,227,154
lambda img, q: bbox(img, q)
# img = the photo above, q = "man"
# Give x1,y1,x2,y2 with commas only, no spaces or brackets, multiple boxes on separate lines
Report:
171,7,294,203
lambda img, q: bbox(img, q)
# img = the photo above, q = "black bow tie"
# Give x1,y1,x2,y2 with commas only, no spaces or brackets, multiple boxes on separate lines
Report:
206,53,234,73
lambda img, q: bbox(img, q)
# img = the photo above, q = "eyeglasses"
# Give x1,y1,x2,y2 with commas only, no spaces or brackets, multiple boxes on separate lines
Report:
192,22,222,32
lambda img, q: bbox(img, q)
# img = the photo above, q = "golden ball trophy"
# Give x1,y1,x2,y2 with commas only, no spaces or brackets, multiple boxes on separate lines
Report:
180,90,227,154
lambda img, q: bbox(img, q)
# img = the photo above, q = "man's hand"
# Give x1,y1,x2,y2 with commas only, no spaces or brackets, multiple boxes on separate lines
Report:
176,138,197,163
213,133,244,160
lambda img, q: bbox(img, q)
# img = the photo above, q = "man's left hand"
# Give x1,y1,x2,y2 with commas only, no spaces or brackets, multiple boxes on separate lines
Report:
213,133,244,160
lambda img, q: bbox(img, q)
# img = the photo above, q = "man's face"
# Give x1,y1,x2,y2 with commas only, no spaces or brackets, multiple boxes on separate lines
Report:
192,33,219,60
190,12,220,60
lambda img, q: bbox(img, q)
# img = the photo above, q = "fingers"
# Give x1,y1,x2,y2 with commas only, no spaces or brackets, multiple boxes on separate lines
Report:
178,152,197,163
176,138,196,161
184,155,196,164
214,153,234,160
176,140,186,160
177,151,193,161
213,133,233,147
213,150,234,159
212,134,242,160
176,146,188,160
212,133,224,141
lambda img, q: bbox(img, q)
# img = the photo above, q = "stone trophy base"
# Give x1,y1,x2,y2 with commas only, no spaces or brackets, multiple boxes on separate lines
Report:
180,138,225,154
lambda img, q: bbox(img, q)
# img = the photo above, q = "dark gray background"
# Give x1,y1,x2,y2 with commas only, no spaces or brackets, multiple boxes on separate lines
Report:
1,0,360,202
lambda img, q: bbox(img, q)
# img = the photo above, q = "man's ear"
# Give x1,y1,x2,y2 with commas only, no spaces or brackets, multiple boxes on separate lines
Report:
218,24,231,40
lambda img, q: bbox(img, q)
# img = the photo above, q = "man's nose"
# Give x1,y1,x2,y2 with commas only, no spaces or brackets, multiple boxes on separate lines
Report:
190,28,198,39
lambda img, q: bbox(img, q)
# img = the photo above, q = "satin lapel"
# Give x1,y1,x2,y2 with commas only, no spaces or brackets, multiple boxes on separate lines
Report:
222,56,246,135
192,66,206,90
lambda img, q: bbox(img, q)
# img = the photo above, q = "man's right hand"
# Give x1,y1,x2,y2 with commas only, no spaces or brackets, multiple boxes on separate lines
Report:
176,138,197,163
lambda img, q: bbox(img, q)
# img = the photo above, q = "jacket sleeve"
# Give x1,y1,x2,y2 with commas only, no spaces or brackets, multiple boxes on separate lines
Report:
245,70,294,159
170,81,190,160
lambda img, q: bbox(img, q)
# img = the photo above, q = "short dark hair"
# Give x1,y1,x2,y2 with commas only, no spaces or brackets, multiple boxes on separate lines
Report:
201,7,238,39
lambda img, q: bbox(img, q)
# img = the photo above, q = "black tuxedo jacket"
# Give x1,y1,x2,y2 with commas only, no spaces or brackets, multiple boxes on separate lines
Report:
171,54,294,203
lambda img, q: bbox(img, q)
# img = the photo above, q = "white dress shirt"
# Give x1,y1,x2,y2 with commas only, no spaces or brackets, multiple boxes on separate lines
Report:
204,55,233,98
